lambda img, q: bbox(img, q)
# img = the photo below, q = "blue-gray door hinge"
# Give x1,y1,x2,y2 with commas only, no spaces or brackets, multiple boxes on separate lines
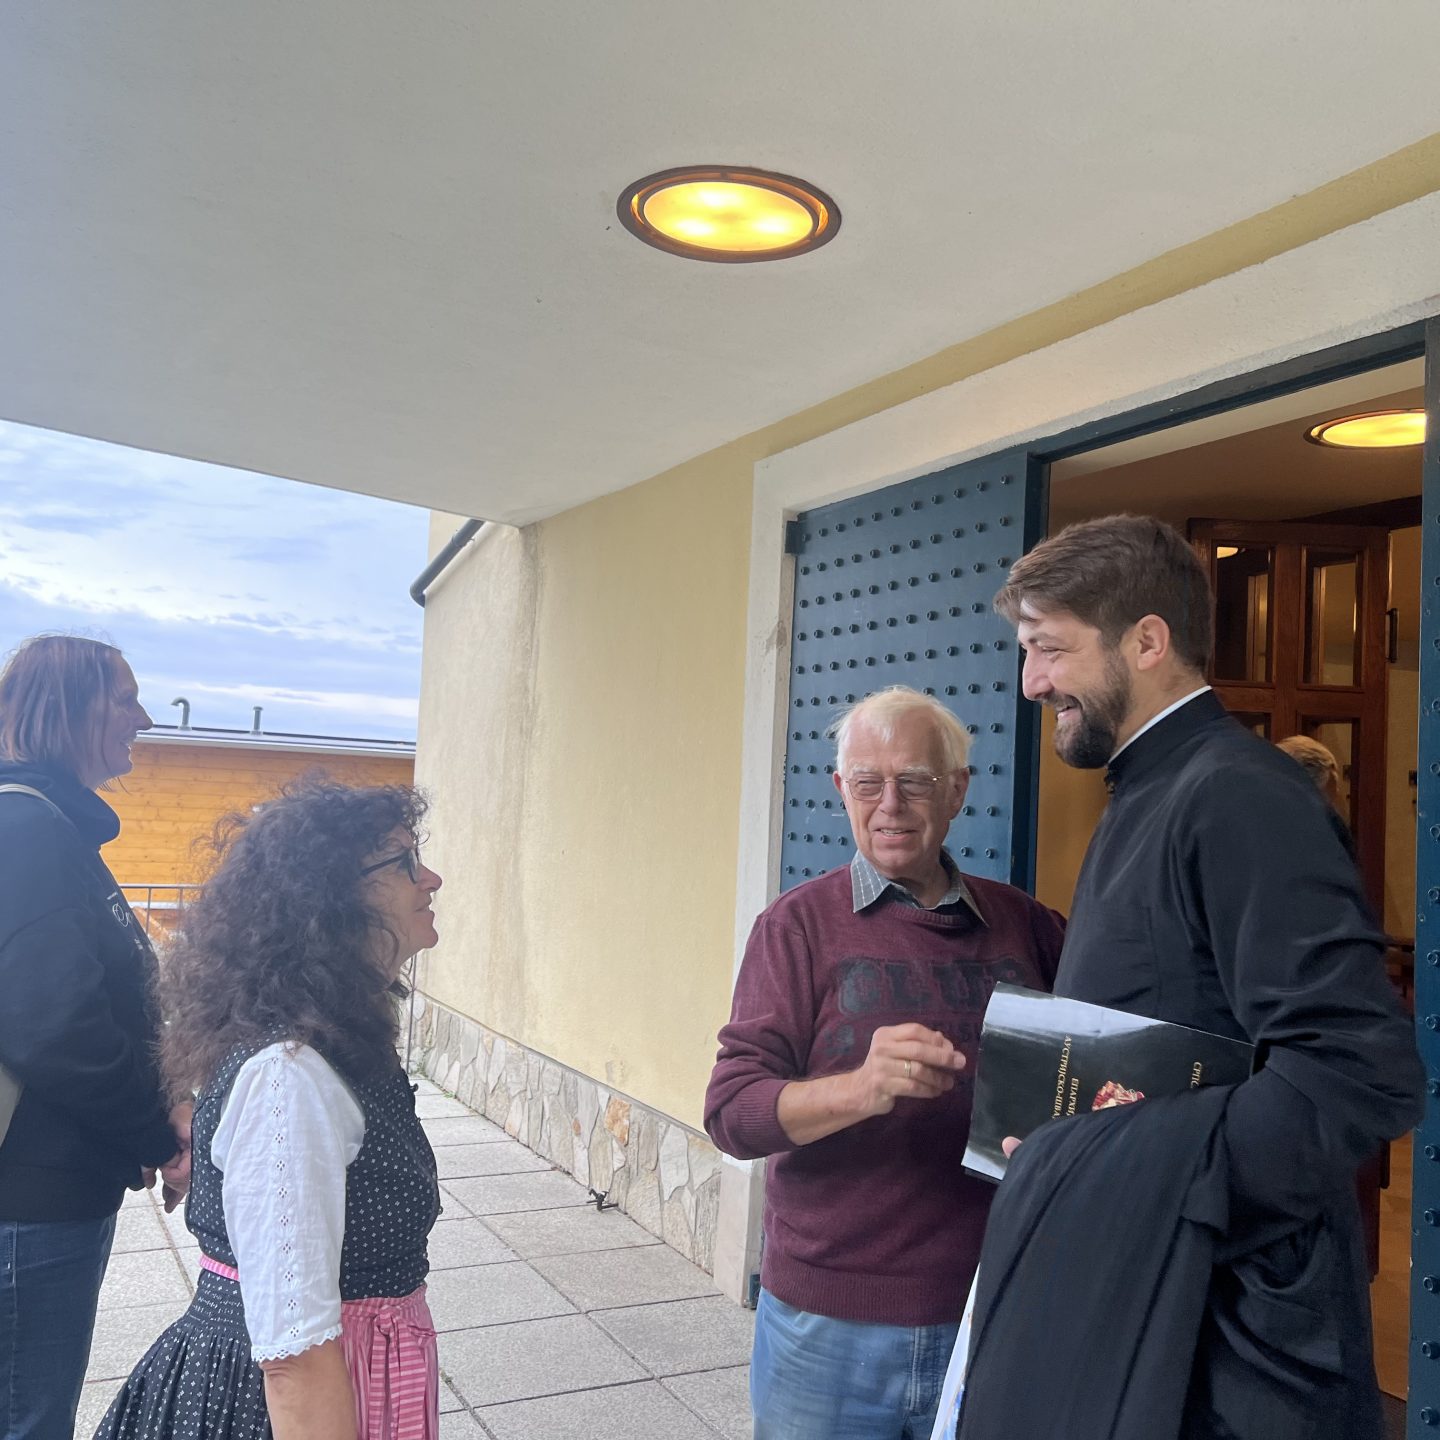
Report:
784,520,805,556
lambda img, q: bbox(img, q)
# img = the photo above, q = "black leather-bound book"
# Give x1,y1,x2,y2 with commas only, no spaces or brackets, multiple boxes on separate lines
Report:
963,983,1256,1182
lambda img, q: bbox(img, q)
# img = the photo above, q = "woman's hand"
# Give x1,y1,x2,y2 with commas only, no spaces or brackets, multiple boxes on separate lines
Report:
260,1338,358,1440
159,1101,194,1212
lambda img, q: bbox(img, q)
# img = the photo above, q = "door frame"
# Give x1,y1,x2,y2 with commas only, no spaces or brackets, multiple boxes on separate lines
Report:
718,192,1440,1331
1004,325,1426,898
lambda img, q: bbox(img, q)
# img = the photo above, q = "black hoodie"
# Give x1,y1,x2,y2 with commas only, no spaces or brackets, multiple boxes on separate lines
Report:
0,762,177,1220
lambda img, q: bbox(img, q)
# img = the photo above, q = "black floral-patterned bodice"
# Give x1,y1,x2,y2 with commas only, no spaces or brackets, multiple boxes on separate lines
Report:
186,1039,439,1300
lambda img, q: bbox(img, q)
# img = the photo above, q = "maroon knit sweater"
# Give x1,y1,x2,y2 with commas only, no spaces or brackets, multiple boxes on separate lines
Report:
704,865,1064,1326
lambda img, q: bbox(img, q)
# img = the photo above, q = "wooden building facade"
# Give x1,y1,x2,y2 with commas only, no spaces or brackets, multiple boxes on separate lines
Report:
104,724,415,931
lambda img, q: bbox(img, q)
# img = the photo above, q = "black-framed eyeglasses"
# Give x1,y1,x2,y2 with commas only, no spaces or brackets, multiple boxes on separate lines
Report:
360,846,422,883
841,773,943,802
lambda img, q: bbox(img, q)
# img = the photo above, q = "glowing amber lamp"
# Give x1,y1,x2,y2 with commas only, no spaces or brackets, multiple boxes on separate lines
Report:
618,167,840,263
1304,408,1426,449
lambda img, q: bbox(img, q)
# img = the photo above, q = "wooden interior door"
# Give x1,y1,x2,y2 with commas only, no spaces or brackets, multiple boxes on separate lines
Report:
1189,519,1391,909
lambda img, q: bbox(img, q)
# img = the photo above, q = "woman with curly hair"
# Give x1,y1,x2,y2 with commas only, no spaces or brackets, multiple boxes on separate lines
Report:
95,779,444,1440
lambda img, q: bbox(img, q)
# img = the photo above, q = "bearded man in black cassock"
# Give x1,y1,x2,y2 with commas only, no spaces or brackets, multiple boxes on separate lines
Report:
955,515,1422,1440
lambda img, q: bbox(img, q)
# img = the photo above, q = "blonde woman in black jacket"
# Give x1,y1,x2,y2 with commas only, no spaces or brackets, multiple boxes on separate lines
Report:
0,635,191,1440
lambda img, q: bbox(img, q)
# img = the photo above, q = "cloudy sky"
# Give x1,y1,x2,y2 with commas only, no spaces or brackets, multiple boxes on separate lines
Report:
0,420,432,741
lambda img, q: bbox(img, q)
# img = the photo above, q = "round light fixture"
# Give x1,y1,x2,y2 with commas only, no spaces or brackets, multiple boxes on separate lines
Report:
617,166,840,263
1304,408,1426,449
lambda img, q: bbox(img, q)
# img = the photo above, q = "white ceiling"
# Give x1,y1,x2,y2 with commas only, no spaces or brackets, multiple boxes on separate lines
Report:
4,3,1440,525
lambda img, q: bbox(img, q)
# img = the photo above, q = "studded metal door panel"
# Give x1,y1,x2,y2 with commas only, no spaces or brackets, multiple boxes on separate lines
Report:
780,448,1046,893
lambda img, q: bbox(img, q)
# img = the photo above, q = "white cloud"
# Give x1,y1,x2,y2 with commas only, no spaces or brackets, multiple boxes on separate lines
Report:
0,419,429,737
171,679,419,724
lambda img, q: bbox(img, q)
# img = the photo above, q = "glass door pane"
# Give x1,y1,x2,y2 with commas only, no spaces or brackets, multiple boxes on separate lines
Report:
1299,718,1358,829
1304,549,1360,686
1213,545,1273,683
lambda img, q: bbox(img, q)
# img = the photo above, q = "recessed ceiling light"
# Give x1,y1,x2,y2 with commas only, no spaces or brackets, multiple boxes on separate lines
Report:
617,166,840,263
1304,408,1426,449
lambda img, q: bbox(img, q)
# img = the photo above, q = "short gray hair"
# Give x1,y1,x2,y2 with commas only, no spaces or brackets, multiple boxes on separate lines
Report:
827,686,971,774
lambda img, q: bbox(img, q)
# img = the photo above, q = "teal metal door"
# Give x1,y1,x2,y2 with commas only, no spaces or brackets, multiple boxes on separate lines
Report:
1411,315,1440,1437
779,446,1046,893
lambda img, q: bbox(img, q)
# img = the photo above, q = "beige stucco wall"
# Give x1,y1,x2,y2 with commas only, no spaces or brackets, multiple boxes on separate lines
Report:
415,133,1440,1136
415,458,753,1129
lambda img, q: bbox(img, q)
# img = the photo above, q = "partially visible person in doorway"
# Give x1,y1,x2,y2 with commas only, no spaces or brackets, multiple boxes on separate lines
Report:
0,634,191,1440
1277,733,1344,813
705,686,1065,1440
95,779,444,1440
1277,731,1387,1282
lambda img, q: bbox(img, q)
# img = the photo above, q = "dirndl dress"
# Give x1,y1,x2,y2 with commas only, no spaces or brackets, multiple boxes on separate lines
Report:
94,1041,441,1440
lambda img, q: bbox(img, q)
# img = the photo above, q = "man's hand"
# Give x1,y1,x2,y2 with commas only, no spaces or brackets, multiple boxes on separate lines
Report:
848,1023,966,1119
776,1022,967,1146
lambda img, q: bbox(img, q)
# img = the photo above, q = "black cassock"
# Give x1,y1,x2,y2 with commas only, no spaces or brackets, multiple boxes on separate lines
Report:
958,691,1422,1440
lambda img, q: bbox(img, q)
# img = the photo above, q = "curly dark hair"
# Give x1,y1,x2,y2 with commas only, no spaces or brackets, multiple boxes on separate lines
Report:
160,777,429,1098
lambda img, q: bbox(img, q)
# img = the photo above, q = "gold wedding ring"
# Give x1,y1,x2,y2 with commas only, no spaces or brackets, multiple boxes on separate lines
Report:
904,1059,913,1079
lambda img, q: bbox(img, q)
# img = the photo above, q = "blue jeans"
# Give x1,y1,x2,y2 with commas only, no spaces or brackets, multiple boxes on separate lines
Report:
751,1289,961,1440
0,1213,116,1440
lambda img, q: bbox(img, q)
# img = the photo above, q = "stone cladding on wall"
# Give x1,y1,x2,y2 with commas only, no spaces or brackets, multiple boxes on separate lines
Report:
406,992,722,1272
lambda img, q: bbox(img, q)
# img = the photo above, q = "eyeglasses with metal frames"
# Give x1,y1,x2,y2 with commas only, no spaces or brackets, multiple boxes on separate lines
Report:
841,773,943,802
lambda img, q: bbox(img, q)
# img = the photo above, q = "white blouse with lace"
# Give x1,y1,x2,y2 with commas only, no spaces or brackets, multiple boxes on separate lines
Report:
211,1042,365,1362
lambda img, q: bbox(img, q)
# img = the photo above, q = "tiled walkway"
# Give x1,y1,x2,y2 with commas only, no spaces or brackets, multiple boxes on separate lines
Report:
75,1076,753,1438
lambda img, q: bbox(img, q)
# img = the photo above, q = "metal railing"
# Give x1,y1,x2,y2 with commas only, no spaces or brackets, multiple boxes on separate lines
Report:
120,884,199,938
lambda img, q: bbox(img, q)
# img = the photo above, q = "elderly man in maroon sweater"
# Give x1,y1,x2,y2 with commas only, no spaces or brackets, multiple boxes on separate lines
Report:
705,686,1064,1440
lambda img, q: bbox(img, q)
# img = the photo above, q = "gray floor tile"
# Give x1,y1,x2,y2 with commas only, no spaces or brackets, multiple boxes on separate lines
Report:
665,1365,752,1440
417,1094,472,1119
111,1202,168,1253
442,1315,645,1407
428,1218,517,1270
159,1200,194,1247
427,1260,575,1331
593,1296,755,1377
480,1379,721,1438
439,1413,486,1437
176,1245,201,1289
436,1140,553,1179
77,1378,123,1434
424,1116,509,1147
411,1075,442,1094
440,1379,467,1413
532,1244,718,1312
444,1171,590,1217
438,1181,479,1219
483,1206,661,1260
86,1300,187,1381
97,1247,192,1311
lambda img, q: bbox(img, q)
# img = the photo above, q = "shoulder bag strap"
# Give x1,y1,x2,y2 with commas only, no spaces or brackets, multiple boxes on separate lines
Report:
0,784,71,1144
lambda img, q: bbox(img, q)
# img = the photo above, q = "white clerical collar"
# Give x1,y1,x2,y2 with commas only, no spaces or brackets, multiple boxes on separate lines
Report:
1109,686,1212,762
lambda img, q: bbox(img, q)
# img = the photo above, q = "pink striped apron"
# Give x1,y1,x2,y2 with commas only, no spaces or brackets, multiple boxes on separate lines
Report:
200,1254,440,1439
